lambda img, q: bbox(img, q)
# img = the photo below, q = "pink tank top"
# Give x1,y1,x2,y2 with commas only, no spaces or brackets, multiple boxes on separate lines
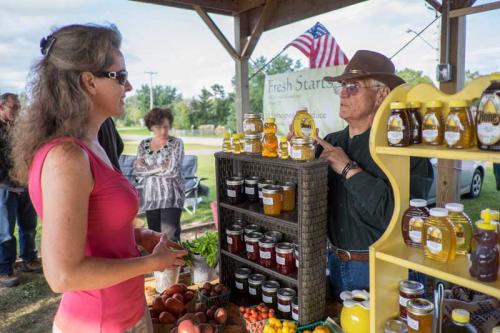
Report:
28,137,145,333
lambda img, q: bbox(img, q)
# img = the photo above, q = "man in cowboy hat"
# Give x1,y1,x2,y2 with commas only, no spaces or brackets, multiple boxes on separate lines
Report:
315,50,432,298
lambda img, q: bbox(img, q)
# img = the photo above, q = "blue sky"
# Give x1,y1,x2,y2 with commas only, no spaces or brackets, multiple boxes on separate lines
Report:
0,0,498,98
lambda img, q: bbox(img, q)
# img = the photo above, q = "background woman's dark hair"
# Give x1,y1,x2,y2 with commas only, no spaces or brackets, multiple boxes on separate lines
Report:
11,23,122,184
144,108,174,131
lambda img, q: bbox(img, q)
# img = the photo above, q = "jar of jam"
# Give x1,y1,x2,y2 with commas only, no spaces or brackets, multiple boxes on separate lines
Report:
422,100,444,145
402,199,430,248
258,179,275,204
244,176,260,203
262,185,283,216
245,231,263,262
276,242,295,275
226,224,244,253
290,137,315,161
264,230,283,243
259,238,276,268
406,298,433,333
408,101,422,144
244,224,260,241
248,273,266,302
399,280,425,321
244,134,263,154
243,113,263,135
277,288,296,319
294,244,299,269
387,101,412,147
262,280,280,307
292,297,299,322
226,177,244,204
281,182,296,211
234,267,251,294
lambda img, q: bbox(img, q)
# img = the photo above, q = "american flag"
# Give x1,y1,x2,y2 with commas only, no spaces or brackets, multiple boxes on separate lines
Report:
286,22,349,68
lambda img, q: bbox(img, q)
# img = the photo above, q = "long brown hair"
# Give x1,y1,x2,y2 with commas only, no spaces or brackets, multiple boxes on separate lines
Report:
11,24,122,184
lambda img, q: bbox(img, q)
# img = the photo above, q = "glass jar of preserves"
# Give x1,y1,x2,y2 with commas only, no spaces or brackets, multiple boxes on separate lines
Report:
248,273,266,302
258,179,275,204
244,176,260,203
406,298,433,333
445,203,473,255
244,134,263,155
281,182,296,211
292,297,299,322
259,238,276,268
262,280,280,307
423,208,457,263
292,107,316,138
408,101,422,144
245,231,263,262
226,177,244,204
243,113,263,135
277,288,296,320
234,267,251,294
294,244,299,269
290,137,315,161
265,230,283,243
387,101,412,147
232,133,242,154
422,100,444,145
222,132,231,152
399,280,424,321
244,224,260,241
226,224,244,253
402,199,429,248
276,242,295,275
445,100,474,149
279,136,289,159
262,117,278,158
262,185,283,216
384,319,408,333
476,79,500,151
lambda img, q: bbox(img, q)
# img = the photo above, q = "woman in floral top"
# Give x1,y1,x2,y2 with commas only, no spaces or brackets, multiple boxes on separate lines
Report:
134,108,184,242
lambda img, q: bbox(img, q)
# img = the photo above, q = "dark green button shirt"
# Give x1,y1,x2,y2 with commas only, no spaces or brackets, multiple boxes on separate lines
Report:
317,127,433,250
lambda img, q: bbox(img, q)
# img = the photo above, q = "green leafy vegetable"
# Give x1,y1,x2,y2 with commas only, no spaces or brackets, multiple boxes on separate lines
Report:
182,231,219,268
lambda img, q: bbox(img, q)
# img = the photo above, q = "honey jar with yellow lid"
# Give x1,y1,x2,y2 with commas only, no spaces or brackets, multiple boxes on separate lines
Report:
292,107,316,138
422,100,444,145
244,133,262,155
445,99,474,149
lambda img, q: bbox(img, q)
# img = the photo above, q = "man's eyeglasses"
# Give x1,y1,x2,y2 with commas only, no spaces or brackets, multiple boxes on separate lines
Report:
332,82,382,96
93,70,128,86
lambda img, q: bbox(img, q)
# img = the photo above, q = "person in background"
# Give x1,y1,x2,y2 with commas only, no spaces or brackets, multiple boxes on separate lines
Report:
134,108,185,242
98,117,124,171
0,93,41,288
10,24,187,333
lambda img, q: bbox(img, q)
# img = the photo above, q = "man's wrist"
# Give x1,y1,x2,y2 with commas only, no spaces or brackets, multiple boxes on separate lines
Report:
341,160,359,178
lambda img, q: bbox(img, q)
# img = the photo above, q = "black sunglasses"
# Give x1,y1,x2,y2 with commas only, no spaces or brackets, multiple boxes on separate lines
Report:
93,70,128,86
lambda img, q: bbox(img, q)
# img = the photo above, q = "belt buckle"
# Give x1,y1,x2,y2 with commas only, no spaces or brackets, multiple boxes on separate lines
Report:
336,248,351,261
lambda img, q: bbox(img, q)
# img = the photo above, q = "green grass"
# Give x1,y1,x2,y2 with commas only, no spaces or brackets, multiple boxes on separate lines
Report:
122,141,217,155
462,165,499,223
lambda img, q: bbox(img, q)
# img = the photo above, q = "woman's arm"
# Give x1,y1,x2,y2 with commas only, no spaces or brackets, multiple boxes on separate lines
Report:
154,139,184,178
41,142,186,293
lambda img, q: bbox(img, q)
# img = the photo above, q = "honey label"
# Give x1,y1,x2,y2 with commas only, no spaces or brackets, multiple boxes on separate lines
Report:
407,316,419,330
409,217,424,243
227,189,237,197
276,255,286,265
426,226,443,254
235,281,244,290
249,287,257,295
244,123,256,132
263,197,274,205
445,131,461,146
422,129,439,142
477,122,500,145
388,131,404,145
245,187,255,195
227,236,233,245
244,144,253,153
278,303,291,313
291,149,302,159
246,244,254,253
301,127,312,137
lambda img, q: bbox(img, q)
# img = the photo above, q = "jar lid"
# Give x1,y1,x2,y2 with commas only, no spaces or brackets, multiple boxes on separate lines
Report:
265,117,276,123
292,296,299,307
408,101,421,108
246,231,263,242
244,134,262,140
425,100,443,108
259,238,276,248
390,101,408,109
384,319,408,333
234,267,252,279
262,185,283,194
399,280,424,295
449,100,469,108
429,207,448,217
452,309,470,324
291,137,314,145
407,298,434,315
244,113,261,119
296,107,308,112
277,288,296,300
227,176,244,185
445,203,464,212
244,224,260,233
409,199,427,208
226,224,244,235
276,242,294,254
262,280,280,292
281,182,296,190
265,231,282,242
245,176,260,185
481,209,500,220
248,273,266,284
258,179,275,188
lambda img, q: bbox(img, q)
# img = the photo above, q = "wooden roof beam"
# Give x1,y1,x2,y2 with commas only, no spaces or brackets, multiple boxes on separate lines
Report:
241,0,279,59
132,0,238,15
424,0,442,12
449,1,500,18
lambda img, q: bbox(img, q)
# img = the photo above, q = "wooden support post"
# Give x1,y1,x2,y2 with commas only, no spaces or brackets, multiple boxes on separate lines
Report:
234,13,250,132
436,0,467,206
241,0,278,59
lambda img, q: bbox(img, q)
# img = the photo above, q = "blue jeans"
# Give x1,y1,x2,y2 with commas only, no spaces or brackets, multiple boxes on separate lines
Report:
328,251,369,301
0,189,38,274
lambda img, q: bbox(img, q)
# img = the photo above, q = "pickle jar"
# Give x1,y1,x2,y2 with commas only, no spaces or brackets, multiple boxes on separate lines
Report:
244,176,260,203
281,182,296,212
259,238,276,268
276,242,295,275
399,280,425,321
226,177,244,204
262,185,283,216
248,273,266,301
406,298,433,333
292,297,299,322
226,224,244,253
290,137,315,161
245,231,263,262
408,101,422,144
262,280,280,307
265,230,283,243
445,99,474,149
422,100,444,145
234,267,251,294
243,113,263,135
277,288,296,320
258,179,275,204
244,134,263,155
244,224,260,241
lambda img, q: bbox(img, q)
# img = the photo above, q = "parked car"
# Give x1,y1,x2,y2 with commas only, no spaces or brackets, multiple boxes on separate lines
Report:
426,158,485,204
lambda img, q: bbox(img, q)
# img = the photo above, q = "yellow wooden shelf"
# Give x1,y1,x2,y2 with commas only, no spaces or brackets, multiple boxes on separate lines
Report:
375,145,500,163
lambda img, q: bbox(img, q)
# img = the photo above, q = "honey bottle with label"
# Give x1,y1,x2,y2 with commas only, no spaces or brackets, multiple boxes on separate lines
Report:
422,100,444,145
232,133,241,154
476,78,500,151
262,118,278,158
470,209,499,282
222,132,231,152
423,208,456,263
445,100,474,149
279,136,289,159
408,101,423,144
402,199,430,248
292,107,316,138
387,101,412,147
445,203,473,255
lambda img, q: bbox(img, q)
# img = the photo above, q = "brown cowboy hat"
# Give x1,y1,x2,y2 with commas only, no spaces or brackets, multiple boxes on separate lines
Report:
324,50,405,90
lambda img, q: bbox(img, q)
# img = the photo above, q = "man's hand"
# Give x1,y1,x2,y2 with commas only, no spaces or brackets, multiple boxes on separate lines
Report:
316,137,351,174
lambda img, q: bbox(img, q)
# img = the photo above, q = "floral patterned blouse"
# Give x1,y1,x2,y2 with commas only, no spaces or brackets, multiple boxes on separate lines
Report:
133,136,185,212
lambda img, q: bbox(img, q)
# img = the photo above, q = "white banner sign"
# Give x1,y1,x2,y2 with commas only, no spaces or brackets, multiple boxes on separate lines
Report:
263,66,347,137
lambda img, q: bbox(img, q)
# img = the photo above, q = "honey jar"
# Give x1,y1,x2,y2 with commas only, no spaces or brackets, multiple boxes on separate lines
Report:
281,182,296,211
231,133,242,154
279,136,289,159
262,185,283,216
258,179,275,204
243,113,263,135
292,107,316,138
262,117,278,158
422,100,444,145
290,137,315,161
408,101,423,144
423,208,456,263
222,132,231,152
406,298,433,333
244,134,262,154
445,100,474,149
399,280,424,321
402,199,429,248
387,101,412,147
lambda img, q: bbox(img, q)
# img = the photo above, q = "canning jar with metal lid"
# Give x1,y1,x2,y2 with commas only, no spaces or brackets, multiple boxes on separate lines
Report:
234,217,245,227
248,273,266,301
244,134,263,155
276,242,295,275
244,176,260,202
399,280,425,320
259,238,276,268
262,185,283,216
226,224,244,253
258,179,275,204
292,296,299,322
226,177,244,204
262,280,280,307
264,230,283,243
244,224,260,241
245,231,263,262
384,319,408,333
277,288,296,319
234,267,252,293
243,113,263,135
407,298,433,333
294,243,299,269
290,137,315,161
281,182,296,211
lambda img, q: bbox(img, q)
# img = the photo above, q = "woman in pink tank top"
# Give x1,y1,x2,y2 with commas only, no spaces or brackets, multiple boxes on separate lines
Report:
9,24,187,333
